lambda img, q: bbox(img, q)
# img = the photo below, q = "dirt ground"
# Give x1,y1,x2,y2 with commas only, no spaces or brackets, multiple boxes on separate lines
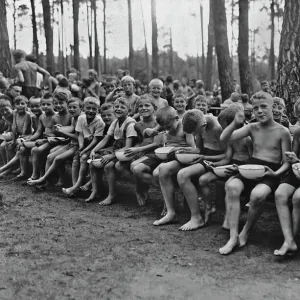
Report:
1,176,300,300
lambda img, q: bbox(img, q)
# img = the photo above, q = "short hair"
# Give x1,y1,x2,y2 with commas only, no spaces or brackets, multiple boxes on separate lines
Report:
25,54,37,62
114,97,129,109
82,77,92,86
0,99,12,108
84,97,100,107
121,75,135,85
116,69,125,75
173,80,181,89
68,97,83,108
100,103,114,113
41,92,53,101
251,91,273,103
194,95,208,104
88,69,97,76
12,49,26,61
273,97,286,107
136,94,157,110
156,106,177,126
149,78,163,88
53,91,69,102
294,98,300,116
106,77,117,84
196,80,204,86
58,77,69,88
14,95,28,105
165,75,173,84
230,92,241,102
29,97,41,105
261,80,268,85
9,83,22,89
182,109,205,134
173,94,187,102
0,95,12,102
68,73,78,81
241,93,249,103
218,103,243,128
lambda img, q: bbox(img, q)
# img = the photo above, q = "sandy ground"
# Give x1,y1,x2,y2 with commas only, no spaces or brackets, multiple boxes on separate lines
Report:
1,177,300,300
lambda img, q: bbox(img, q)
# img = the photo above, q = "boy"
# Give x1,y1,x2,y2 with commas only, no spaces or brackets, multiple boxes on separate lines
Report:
194,95,210,115
86,97,137,204
105,77,117,97
158,109,225,229
27,98,83,187
148,79,168,112
62,97,105,197
173,94,187,119
219,91,291,255
199,104,252,230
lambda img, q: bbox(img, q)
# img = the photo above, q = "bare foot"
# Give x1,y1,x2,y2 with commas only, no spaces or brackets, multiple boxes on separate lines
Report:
179,215,205,231
54,181,64,187
153,212,178,226
80,181,92,192
27,178,44,186
135,190,148,206
12,168,21,175
222,218,230,231
160,204,167,216
219,236,239,255
85,191,100,203
62,187,78,197
204,207,215,224
238,228,249,248
274,241,298,256
99,194,116,206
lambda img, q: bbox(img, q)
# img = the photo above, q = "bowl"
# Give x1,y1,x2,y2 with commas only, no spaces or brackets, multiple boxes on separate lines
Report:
238,164,265,179
213,165,234,178
175,153,200,164
87,158,104,168
115,149,132,162
154,147,174,160
292,163,300,180
289,125,299,135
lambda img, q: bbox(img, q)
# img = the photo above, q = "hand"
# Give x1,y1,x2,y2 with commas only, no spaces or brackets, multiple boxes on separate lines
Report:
203,160,215,171
144,128,159,138
234,110,245,127
79,149,87,157
257,166,277,180
176,147,199,154
35,139,47,146
167,147,178,158
124,147,138,157
189,155,205,164
224,164,239,175
90,150,96,160
285,151,300,164
101,154,115,165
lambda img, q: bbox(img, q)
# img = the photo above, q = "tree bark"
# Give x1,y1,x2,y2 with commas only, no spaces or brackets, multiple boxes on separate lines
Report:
86,0,93,68
212,0,235,100
200,4,205,79
30,0,39,63
0,0,11,77
92,0,100,73
270,0,276,79
73,0,80,71
102,0,107,73
139,0,149,82
13,0,17,49
206,0,214,91
127,0,134,76
169,27,174,75
238,0,253,96
151,0,159,78
277,0,300,119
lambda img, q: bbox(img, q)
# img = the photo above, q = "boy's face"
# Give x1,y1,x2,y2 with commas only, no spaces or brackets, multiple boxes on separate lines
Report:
272,100,285,121
194,100,208,114
101,108,115,125
15,100,27,113
173,98,187,112
122,81,134,95
84,102,98,120
10,86,22,98
0,106,13,118
106,82,116,93
53,99,68,113
88,72,96,80
114,101,129,119
138,100,155,118
41,99,54,113
261,83,269,92
29,100,42,116
68,75,76,84
149,83,162,98
68,102,81,118
252,98,273,123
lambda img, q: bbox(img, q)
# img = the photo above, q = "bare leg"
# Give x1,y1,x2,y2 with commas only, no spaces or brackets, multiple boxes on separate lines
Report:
99,161,117,205
36,143,52,177
85,162,105,202
115,161,135,183
132,162,154,186
0,152,20,174
19,146,31,177
0,142,7,165
30,147,40,180
71,153,80,185
177,164,205,230
219,178,244,255
292,188,300,238
239,184,271,247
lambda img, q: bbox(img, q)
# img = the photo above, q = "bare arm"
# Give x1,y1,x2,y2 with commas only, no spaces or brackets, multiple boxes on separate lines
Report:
22,114,32,136
212,143,233,167
92,135,112,153
28,116,43,141
15,67,24,83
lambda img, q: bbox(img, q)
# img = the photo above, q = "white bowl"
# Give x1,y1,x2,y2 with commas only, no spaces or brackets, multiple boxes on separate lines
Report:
87,158,104,168
289,125,299,135
154,147,174,160
175,153,200,164
238,164,265,179
213,165,234,178
115,149,132,162
292,163,300,180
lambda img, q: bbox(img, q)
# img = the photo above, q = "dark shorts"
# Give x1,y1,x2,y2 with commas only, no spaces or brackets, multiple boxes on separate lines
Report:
141,153,163,171
201,147,225,171
21,86,40,99
234,157,282,193
280,170,300,189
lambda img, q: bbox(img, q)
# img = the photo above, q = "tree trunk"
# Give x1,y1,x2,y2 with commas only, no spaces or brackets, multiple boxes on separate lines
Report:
92,0,100,73
73,0,80,71
0,0,11,77
206,0,214,91
277,0,300,120
13,0,17,49
86,0,93,68
151,0,159,78
30,0,39,63
212,0,235,100
127,0,134,76
238,0,253,96
169,27,174,75
200,4,205,79
139,0,149,81
270,0,276,79
60,0,66,75
103,0,107,73
41,0,54,74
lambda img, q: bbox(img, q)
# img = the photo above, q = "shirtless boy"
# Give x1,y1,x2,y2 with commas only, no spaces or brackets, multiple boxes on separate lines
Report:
148,79,168,112
219,91,291,255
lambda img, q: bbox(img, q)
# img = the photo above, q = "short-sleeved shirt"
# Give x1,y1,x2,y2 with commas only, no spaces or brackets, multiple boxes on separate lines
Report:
107,117,137,141
75,114,105,139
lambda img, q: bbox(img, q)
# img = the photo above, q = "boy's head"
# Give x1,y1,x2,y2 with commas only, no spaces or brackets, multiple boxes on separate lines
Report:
88,69,97,80
173,80,181,90
105,77,117,94
196,80,204,88
182,109,206,135
116,69,125,80
0,98,13,118
68,72,78,84
165,75,173,85
218,103,244,129
41,92,54,114
149,78,163,98
29,97,42,116
81,77,92,88
136,94,157,118
84,97,100,120
14,95,28,113
58,77,69,88
8,83,22,99
113,97,130,119
25,54,37,62
251,91,274,123
194,95,209,114
272,97,286,121
53,91,69,113
261,80,269,92
121,76,135,95
67,97,83,118
241,93,249,103
12,49,25,63
230,92,241,103
173,95,187,113
100,103,115,126
156,106,179,131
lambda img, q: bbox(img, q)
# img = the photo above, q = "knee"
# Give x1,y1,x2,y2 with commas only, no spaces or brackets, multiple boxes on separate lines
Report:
54,156,63,164
250,190,267,206
133,164,144,176
225,182,242,198
275,189,289,206
199,175,209,187
80,154,88,163
292,193,300,207
177,169,189,186
31,147,38,155
158,163,169,178
115,161,122,172
104,162,114,172
19,146,26,155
